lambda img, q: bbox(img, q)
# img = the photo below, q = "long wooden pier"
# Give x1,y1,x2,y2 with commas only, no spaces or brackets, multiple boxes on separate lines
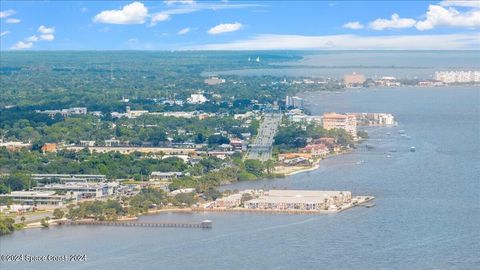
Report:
60,220,212,229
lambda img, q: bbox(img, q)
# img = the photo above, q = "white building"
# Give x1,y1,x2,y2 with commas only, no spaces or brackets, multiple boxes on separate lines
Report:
285,96,304,109
187,94,208,104
0,191,72,208
204,76,225,85
31,174,107,183
244,190,352,211
150,171,184,181
33,182,118,198
435,71,480,84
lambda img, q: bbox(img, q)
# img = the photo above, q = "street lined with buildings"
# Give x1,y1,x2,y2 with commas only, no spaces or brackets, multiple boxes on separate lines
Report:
246,112,282,161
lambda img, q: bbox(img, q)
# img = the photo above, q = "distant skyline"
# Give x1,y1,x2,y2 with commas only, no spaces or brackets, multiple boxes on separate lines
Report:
1,0,479,50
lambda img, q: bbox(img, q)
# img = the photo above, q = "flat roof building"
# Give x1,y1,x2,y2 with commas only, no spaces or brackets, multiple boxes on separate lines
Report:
150,172,184,181
322,112,357,138
0,191,72,208
31,174,107,182
244,190,352,211
33,182,118,198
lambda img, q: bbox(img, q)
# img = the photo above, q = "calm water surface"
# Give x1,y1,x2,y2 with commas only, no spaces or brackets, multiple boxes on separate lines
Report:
1,86,479,270
213,51,480,79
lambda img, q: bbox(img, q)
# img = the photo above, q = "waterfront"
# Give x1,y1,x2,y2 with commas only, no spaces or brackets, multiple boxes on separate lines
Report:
1,86,479,270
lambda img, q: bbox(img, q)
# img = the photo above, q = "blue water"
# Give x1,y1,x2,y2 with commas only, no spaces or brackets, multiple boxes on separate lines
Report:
213,51,480,79
1,86,479,270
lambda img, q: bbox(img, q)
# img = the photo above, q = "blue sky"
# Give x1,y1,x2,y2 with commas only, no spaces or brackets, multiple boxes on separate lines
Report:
1,0,479,50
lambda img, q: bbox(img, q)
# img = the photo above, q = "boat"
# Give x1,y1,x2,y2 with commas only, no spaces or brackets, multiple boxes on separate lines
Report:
366,144,374,150
410,146,416,152
386,154,392,158
364,203,376,208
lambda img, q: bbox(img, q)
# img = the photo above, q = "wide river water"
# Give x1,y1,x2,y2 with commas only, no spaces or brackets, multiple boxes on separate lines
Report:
1,86,479,270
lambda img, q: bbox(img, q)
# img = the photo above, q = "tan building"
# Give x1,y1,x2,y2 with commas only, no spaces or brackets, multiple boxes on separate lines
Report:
344,72,366,88
41,143,57,153
299,143,330,157
322,112,357,138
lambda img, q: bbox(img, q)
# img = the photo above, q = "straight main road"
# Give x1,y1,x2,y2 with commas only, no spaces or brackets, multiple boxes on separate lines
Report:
246,112,282,162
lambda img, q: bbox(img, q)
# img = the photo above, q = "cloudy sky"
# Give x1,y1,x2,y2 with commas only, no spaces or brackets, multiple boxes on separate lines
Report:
1,0,479,50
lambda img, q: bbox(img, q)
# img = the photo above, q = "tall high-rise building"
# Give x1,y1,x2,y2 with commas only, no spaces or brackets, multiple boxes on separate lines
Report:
322,112,357,138
285,96,304,109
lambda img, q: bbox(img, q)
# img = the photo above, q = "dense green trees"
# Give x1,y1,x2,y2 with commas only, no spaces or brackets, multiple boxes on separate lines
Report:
274,124,308,149
0,216,17,235
67,200,125,221
128,188,166,213
0,172,34,194
0,148,187,180
53,208,65,219
274,122,354,151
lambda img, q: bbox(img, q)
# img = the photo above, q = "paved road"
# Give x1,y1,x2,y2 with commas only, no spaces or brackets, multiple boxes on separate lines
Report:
247,113,282,162
14,211,53,223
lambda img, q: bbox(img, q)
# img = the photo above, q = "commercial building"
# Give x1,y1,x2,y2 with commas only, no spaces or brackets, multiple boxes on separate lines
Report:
285,96,305,109
375,77,400,87
33,182,118,198
150,171,184,181
435,70,480,84
344,72,366,88
351,113,395,126
0,191,72,208
204,76,225,85
31,174,107,183
187,94,208,104
79,140,96,147
36,107,87,117
243,190,352,211
322,112,357,138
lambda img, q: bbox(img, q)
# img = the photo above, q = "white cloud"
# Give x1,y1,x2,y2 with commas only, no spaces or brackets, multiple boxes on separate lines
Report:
11,41,33,50
10,25,56,50
369,14,417,30
6,18,21,24
38,25,55,34
208,22,242,35
26,35,39,42
40,34,55,41
343,21,364,30
1,31,10,37
0,9,15,18
150,13,170,26
187,33,480,50
415,5,480,30
93,1,148,24
440,0,480,8
164,0,196,5
178,27,190,35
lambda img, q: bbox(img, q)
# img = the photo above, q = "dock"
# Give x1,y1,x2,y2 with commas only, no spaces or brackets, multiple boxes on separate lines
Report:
59,219,212,229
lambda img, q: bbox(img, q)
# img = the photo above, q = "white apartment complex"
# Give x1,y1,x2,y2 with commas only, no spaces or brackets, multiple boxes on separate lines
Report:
435,71,480,84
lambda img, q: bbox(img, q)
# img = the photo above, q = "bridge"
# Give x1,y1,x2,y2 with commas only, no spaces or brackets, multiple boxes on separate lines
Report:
59,220,212,229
